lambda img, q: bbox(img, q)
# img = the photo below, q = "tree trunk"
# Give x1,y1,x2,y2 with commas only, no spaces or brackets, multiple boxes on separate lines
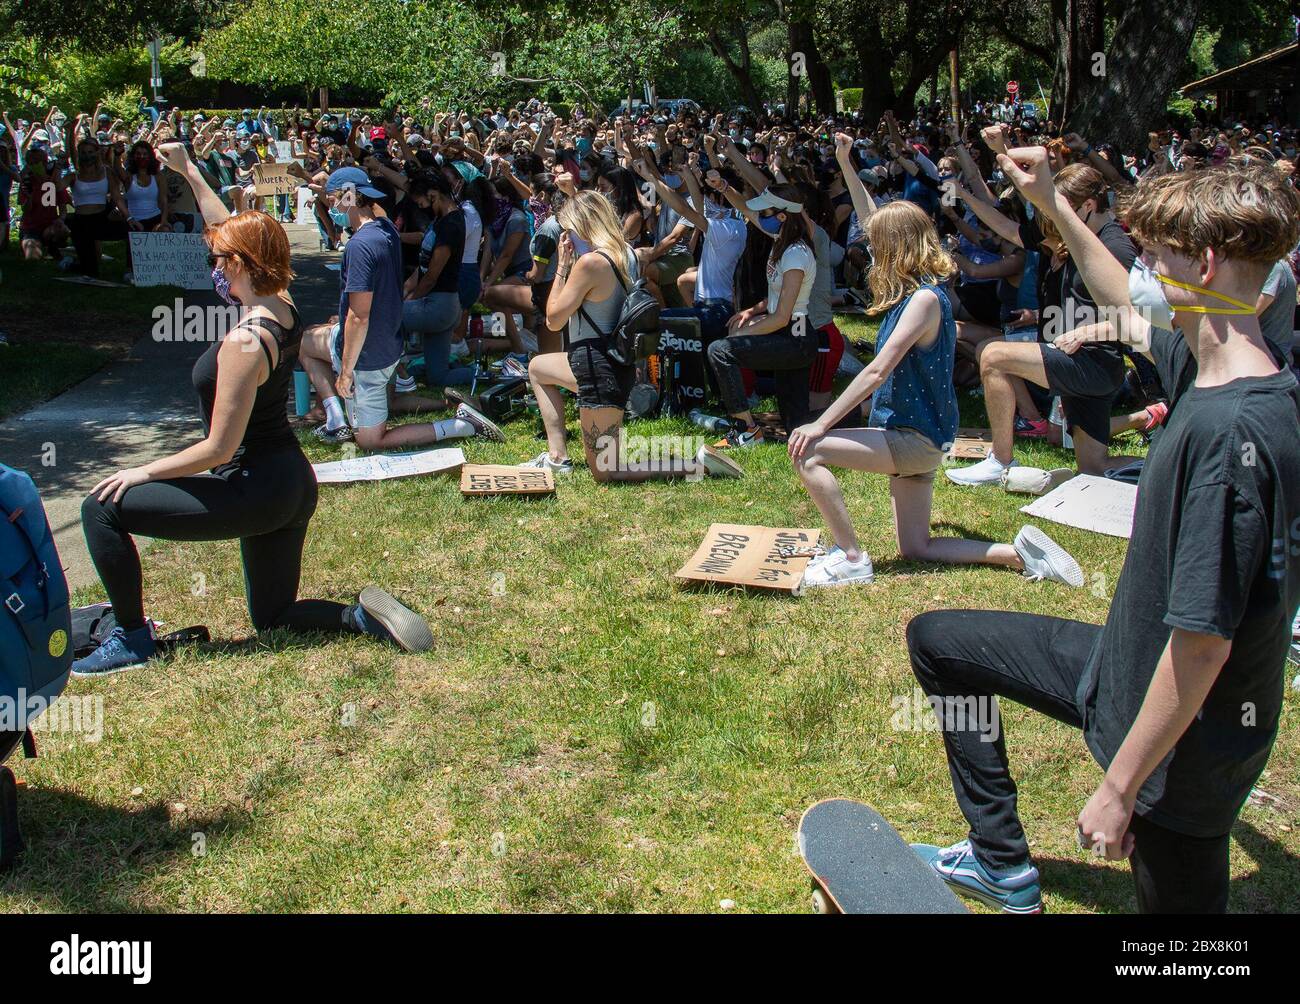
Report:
854,32,899,123
708,26,763,110
1069,0,1202,153
790,18,834,117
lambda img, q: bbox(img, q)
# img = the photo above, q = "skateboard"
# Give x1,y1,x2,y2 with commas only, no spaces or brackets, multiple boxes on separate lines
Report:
798,798,968,914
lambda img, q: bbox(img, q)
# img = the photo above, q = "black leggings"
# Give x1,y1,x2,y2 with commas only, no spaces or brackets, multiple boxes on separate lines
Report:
707,321,818,432
81,447,348,635
906,609,1232,913
68,210,128,278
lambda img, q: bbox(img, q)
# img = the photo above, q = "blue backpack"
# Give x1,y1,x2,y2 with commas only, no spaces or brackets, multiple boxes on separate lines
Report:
1,464,72,765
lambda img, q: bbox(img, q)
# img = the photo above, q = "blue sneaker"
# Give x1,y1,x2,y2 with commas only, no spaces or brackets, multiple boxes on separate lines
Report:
344,586,433,653
911,839,1043,914
71,625,157,678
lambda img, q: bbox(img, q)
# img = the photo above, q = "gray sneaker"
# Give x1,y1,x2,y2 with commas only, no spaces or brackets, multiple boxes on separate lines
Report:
522,451,573,474
456,403,504,442
1013,525,1083,587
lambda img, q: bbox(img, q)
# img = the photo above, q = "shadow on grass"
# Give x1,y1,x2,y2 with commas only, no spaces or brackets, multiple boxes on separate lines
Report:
1037,820,1299,914
2,787,253,912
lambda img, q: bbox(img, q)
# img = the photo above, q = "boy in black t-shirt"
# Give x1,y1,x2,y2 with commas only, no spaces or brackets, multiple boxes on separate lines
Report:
906,154,1300,914
947,164,1136,484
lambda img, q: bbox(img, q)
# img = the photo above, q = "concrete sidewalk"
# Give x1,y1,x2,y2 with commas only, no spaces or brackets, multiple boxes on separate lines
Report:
0,224,339,588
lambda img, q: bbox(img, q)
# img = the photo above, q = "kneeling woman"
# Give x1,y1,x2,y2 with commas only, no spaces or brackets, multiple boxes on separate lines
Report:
73,142,433,676
788,201,1082,589
524,190,739,481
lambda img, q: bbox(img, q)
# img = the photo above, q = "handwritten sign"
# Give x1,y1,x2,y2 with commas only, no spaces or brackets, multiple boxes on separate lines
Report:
1019,474,1137,538
460,464,556,496
295,187,317,225
948,427,993,460
253,162,301,196
675,524,822,595
126,232,211,289
313,448,465,484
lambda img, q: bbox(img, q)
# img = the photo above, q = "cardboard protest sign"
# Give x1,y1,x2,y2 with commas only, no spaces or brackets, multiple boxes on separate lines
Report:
295,187,315,225
675,524,822,595
1019,474,1137,538
948,428,992,460
459,464,556,496
313,448,465,485
126,232,211,289
253,162,301,196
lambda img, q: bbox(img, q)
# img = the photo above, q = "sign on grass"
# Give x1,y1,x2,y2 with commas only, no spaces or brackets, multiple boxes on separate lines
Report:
1019,474,1137,538
948,428,993,460
675,524,821,594
460,464,556,496
313,448,465,484
127,232,211,289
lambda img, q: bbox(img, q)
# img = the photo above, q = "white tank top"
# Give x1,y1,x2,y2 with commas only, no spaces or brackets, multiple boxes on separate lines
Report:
126,174,159,221
71,174,109,207
461,201,482,265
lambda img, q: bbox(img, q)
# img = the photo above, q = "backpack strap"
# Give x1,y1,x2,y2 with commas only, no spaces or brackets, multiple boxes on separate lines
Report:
21,730,36,759
575,249,628,342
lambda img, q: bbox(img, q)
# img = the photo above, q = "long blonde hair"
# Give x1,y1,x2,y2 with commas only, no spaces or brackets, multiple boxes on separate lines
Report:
556,190,632,285
866,201,955,315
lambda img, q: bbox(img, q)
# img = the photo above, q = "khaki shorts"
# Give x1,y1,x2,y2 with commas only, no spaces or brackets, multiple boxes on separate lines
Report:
882,427,944,481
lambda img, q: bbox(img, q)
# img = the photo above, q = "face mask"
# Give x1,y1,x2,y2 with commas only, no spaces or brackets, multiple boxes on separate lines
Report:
758,213,781,235
578,168,592,182
211,266,241,306
329,208,350,229
703,200,733,221
567,230,593,256
1128,258,1254,331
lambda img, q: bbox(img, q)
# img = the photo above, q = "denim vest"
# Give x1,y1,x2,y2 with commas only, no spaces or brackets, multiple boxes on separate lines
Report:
868,283,959,451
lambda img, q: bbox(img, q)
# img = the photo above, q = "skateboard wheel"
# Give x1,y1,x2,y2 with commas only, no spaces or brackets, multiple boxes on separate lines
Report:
810,887,837,915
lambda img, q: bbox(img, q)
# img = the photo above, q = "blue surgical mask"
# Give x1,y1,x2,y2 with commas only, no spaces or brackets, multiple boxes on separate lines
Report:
567,230,593,256
758,214,781,234
329,208,350,229
211,266,241,306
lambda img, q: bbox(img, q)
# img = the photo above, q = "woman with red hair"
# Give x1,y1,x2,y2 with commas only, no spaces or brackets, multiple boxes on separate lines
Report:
73,142,432,676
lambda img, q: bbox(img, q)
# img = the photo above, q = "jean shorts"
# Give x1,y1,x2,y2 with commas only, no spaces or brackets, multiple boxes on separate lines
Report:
329,323,396,431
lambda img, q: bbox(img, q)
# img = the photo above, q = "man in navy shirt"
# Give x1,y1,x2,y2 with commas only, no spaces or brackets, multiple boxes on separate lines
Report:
300,167,501,450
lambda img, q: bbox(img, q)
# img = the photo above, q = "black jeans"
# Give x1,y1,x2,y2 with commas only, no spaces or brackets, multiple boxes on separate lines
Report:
706,321,817,432
67,210,128,278
81,446,347,635
906,609,1231,913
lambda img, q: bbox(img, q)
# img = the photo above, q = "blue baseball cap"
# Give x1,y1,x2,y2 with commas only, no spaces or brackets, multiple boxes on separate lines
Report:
325,166,386,200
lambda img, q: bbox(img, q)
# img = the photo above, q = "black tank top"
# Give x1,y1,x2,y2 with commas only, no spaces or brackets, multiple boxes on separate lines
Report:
192,303,302,460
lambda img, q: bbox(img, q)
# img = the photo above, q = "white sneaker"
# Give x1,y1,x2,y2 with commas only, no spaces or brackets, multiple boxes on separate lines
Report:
801,546,874,589
395,374,418,394
695,444,744,479
946,454,1016,487
1013,525,1083,588
522,451,573,474
449,339,471,360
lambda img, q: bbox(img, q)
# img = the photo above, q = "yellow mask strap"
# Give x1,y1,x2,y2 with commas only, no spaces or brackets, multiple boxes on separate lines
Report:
1155,273,1255,315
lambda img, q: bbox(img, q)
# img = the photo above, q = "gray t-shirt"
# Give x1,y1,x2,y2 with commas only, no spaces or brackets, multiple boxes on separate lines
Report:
808,224,835,329
1260,258,1297,365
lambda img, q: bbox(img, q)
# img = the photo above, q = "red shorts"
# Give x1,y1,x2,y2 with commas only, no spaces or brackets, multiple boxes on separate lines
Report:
809,321,846,393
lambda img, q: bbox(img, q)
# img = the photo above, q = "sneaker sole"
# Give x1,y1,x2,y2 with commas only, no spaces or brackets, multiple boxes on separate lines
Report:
944,467,1006,487
445,389,482,411
938,873,1043,914
71,656,149,679
801,572,875,589
358,586,434,653
1017,525,1084,588
698,446,744,478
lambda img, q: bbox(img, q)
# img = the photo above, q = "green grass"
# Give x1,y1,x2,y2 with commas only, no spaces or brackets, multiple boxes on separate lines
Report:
3,313,1297,914
0,237,174,418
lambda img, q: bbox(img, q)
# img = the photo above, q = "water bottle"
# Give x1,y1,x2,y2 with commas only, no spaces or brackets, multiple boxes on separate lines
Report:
1049,396,1072,450
689,409,732,434
293,366,311,417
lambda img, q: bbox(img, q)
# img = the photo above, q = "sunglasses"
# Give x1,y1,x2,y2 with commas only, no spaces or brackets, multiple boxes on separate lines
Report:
206,253,231,269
